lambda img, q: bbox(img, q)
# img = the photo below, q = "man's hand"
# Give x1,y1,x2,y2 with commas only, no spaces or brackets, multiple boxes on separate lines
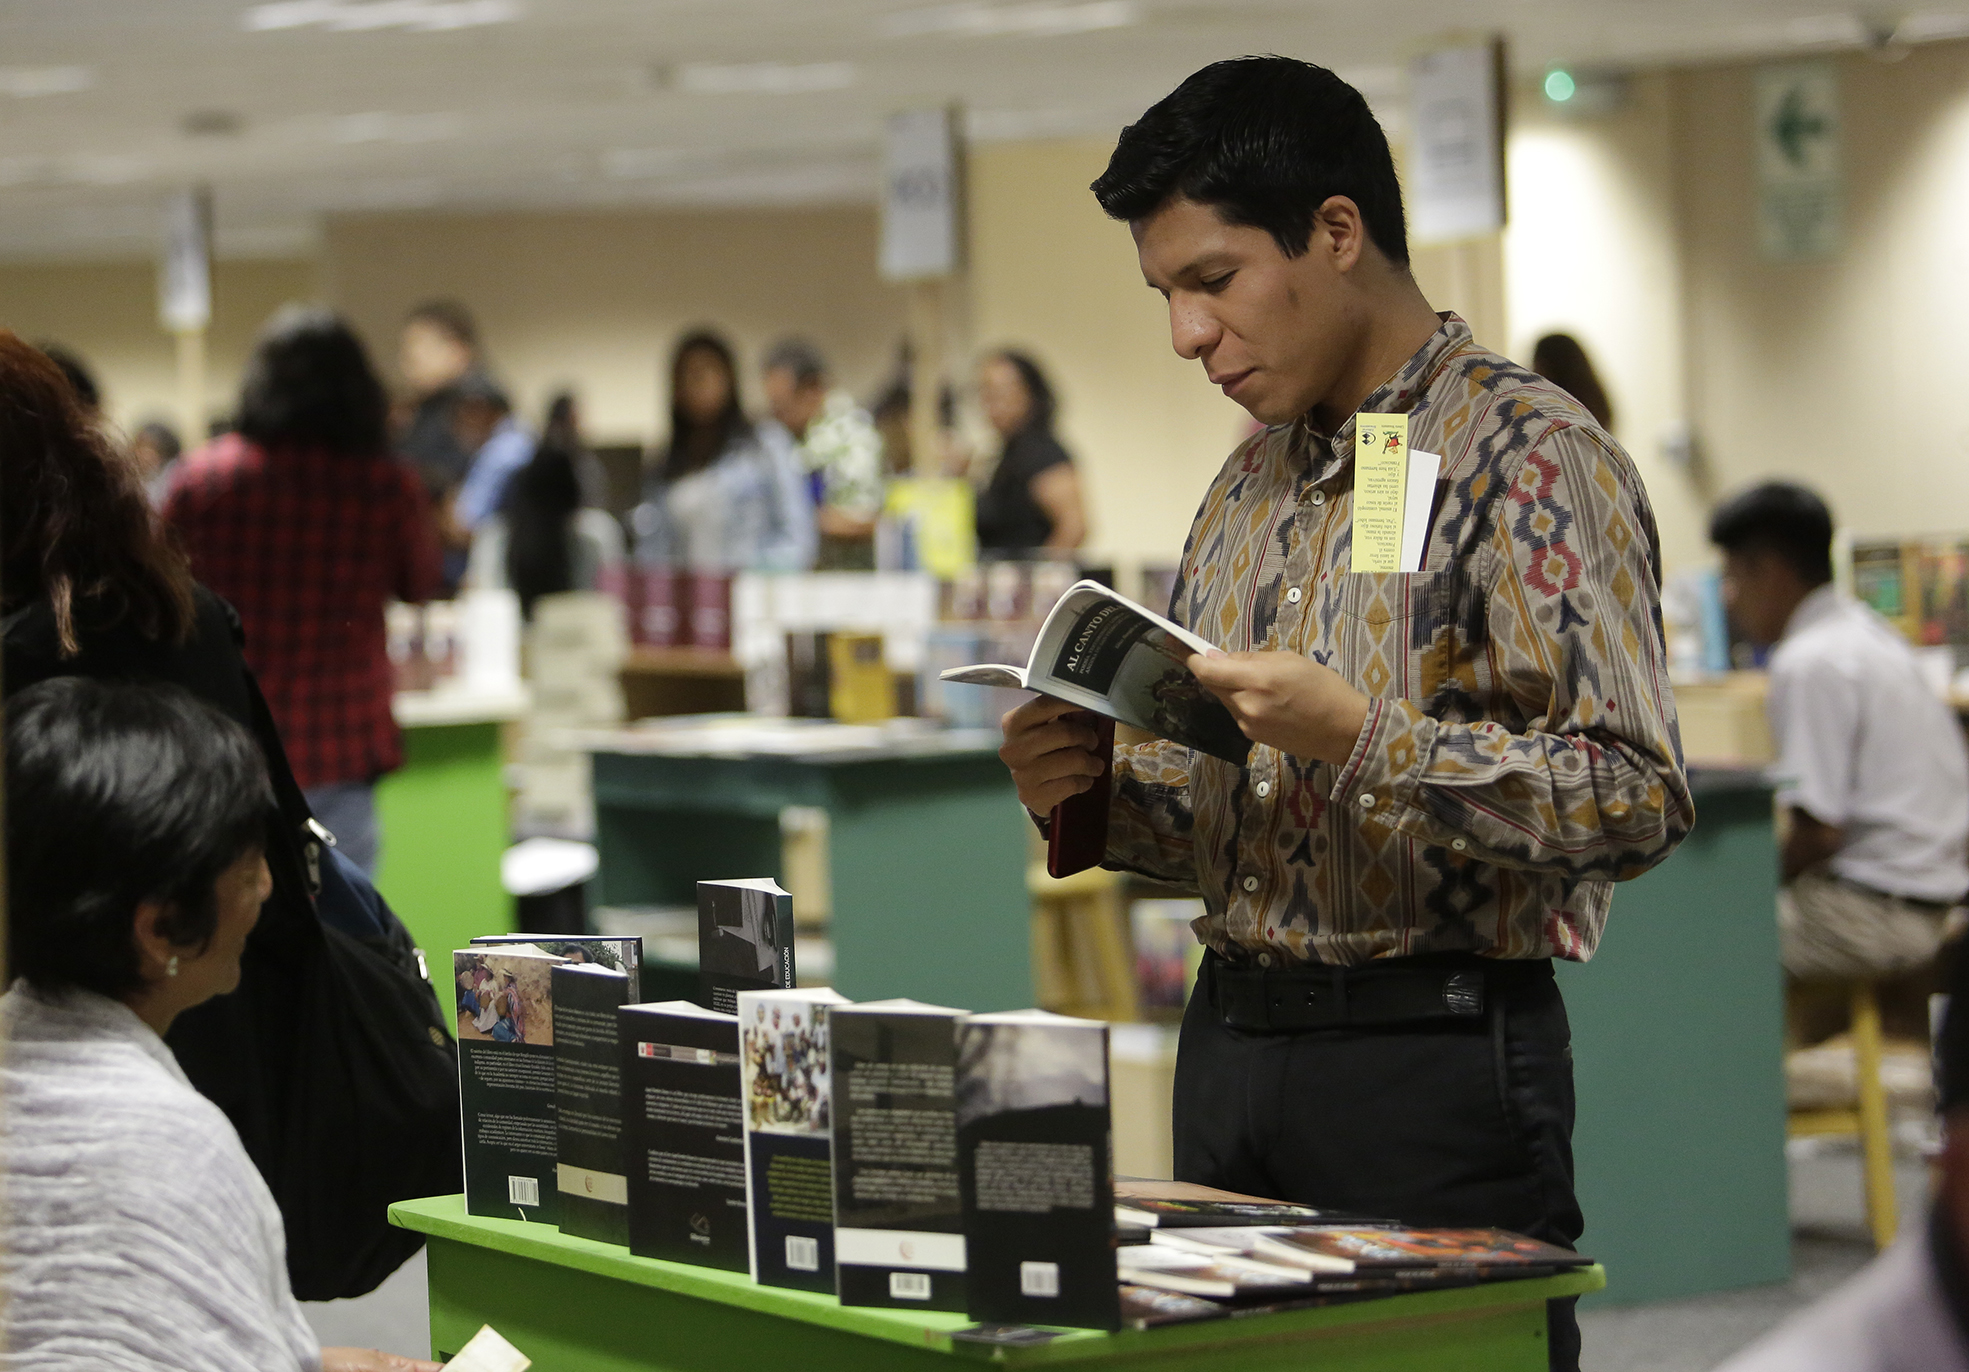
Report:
999,696,1107,815
321,1348,442,1372
1186,650,1372,765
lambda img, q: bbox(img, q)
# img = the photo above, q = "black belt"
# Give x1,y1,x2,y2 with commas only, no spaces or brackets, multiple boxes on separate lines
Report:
1204,951,1552,1033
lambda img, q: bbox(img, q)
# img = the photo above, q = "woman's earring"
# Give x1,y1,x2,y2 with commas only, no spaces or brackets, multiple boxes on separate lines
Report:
166,956,179,979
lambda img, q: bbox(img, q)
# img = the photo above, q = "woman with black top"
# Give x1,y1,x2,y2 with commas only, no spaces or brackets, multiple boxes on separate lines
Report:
973,350,1087,555
0,329,458,1305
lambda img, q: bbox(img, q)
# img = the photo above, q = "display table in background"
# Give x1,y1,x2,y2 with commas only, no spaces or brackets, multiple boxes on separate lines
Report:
375,685,526,961
391,1195,1603,1371
1557,766,1789,1305
581,718,1031,1011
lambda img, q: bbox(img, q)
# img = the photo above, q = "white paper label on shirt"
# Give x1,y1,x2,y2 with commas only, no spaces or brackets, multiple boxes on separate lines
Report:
1400,450,1443,574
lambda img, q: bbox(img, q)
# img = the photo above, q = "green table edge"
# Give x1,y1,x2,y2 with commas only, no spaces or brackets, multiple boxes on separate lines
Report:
391,1195,1606,1364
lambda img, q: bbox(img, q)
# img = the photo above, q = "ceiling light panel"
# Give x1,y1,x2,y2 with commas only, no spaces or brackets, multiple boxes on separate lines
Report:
242,0,522,34
0,66,96,98
879,1,1139,39
669,61,857,95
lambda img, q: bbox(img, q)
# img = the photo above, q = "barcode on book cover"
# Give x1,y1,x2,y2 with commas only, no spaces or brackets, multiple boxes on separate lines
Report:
785,1235,820,1272
507,1175,540,1207
889,1271,932,1301
1020,1262,1060,1298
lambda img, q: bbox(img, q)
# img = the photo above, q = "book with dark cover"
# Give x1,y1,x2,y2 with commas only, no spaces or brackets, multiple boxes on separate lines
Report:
697,879,796,1014
551,962,632,1244
455,945,568,1223
831,999,969,1312
472,936,642,998
956,1010,1118,1331
1253,1227,1591,1273
738,987,849,1293
1112,1177,1376,1229
618,1000,748,1270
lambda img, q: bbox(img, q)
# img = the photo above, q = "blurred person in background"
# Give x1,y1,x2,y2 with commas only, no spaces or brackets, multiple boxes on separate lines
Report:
396,298,483,502
973,349,1087,555
167,306,443,877
1710,482,1969,985
466,395,624,618
1717,936,1969,1370
132,417,184,506
633,329,814,572
37,340,102,417
1531,332,1615,432
2,678,437,1372
759,336,885,570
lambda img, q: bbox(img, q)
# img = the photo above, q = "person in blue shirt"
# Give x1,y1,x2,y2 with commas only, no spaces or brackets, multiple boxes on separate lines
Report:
450,373,536,535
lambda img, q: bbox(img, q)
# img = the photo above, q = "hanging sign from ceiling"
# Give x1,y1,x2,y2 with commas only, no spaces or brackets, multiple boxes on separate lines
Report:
158,187,212,332
1407,37,1508,245
1756,61,1842,261
880,106,962,281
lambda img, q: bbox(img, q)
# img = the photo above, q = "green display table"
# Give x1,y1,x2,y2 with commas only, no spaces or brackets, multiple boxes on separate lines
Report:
1557,767,1789,1305
376,688,525,963
390,1195,1604,1370
584,721,1032,1011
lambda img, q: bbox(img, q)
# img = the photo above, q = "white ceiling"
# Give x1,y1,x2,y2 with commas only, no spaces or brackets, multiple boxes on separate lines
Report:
3,0,1967,260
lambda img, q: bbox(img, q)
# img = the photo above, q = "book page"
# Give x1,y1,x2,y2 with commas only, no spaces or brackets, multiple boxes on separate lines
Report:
1399,449,1442,574
1350,413,1409,573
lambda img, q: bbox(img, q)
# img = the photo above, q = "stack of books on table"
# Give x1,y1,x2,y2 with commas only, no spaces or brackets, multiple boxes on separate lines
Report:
450,877,1589,1340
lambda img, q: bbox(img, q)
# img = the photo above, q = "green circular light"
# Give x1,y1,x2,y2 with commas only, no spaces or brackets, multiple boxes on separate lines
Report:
1544,69,1577,103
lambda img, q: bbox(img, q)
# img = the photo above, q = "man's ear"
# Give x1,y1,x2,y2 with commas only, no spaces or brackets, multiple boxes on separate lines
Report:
129,899,174,983
1311,195,1367,273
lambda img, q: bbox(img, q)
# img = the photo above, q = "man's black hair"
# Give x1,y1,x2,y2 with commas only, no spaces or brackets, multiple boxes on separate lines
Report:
6,678,272,998
405,298,480,351
236,306,391,457
1707,481,1835,587
763,337,828,389
1091,55,1409,266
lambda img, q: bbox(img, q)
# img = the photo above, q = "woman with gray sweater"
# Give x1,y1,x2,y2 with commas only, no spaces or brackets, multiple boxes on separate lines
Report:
1,678,435,1372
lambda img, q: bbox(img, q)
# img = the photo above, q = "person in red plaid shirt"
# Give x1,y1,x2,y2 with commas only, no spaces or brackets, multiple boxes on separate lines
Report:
167,308,442,874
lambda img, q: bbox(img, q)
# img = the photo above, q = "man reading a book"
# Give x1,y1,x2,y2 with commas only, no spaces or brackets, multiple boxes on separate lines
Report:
995,57,1692,1372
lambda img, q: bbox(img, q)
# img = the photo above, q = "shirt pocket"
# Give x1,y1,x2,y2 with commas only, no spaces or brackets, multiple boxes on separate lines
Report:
1339,570,1455,626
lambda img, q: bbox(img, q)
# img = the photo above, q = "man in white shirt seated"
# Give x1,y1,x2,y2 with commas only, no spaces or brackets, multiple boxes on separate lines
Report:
1710,481,1969,981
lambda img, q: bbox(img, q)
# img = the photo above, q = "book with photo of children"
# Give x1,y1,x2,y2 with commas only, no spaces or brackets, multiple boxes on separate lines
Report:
471,935,642,998
455,944,567,1223
738,987,849,1294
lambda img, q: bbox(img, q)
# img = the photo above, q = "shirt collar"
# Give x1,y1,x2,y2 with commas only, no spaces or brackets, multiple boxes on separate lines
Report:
1779,582,1844,643
1293,312,1473,483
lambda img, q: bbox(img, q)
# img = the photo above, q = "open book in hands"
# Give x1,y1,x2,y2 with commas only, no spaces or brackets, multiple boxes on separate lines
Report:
939,580,1252,765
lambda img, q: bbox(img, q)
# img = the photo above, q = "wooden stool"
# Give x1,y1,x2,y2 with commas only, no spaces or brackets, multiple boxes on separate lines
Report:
1788,980,1898,1250
1028,862,1139,1022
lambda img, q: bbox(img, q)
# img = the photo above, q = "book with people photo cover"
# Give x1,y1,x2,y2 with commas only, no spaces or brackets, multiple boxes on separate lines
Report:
938,580,1251,766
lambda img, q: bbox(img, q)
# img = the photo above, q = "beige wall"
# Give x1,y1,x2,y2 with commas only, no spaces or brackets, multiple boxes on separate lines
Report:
0,257,320,440
322,207,908,449
966,138,1251,576
1676,41,1969,547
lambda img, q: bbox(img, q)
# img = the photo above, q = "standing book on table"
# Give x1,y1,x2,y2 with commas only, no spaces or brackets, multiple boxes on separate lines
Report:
738,987,849,1293
454,944,568,1223
471,935,642,993
831,999,969,1311
550,962,633,1245
956,1010,1118,1330
618,1000,748,1270
697,878,796,1014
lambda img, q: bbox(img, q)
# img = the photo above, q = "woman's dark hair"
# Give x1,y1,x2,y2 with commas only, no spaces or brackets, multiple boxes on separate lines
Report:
990,350,1057,434
662,330,749,481
1091,55,1409,266
6,677,272,998
0,330,197,657
503,443,583,619
235,305,390,457
1709,481,1836,588
35,342,101,412
1531,333,1615,431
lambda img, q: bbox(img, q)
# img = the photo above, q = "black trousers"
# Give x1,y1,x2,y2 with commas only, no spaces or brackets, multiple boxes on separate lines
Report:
1173,954,1585,1372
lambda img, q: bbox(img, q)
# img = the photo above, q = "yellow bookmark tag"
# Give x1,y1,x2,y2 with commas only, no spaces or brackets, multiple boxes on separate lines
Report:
1350,413,1409,573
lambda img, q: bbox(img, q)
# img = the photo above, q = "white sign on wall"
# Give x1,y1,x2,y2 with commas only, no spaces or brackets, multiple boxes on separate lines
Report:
880,106,961,281
1407,39,1507,245
158,187,212,331
1755,61,1842,261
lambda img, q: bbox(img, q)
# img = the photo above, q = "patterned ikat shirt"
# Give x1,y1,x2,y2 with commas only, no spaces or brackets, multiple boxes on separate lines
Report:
1108,316,1694,966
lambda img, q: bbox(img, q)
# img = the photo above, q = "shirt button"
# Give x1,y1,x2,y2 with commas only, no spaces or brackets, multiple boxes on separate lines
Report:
1359,792,1376,808
1242,875,1260,892
1311,490,1326,506
1258,953,1274,968
1451,838,1468,851
1285,587,1302,604
1255,780,1272,798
